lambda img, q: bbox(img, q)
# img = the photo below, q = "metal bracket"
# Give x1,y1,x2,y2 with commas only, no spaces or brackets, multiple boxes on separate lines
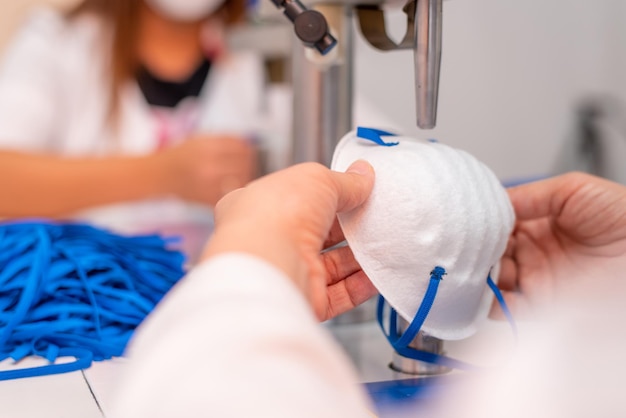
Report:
356,0,416,51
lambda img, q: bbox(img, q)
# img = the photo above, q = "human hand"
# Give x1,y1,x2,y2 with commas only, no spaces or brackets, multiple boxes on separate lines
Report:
158,135,257,206
494,172,626,317
202,162,377,321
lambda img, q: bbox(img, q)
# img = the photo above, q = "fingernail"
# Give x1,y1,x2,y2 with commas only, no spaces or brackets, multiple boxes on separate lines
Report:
346,160,373,176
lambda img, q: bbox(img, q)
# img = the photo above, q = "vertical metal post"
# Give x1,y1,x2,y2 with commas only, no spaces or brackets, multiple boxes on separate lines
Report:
291,4,353,166
390,317,449,375
415,0,442,129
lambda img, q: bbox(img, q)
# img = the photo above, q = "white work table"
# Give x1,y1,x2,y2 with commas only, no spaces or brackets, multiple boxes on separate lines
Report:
0,358,133,418
0,357,132,418
0,358,103,418
0,317,517,418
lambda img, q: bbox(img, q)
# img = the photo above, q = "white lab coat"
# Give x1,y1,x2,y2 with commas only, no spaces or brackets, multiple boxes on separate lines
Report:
0,8,272,241
109,253,374,418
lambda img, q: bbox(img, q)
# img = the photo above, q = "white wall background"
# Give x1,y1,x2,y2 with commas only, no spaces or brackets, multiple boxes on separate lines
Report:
353,0,626,183
0,0,80,50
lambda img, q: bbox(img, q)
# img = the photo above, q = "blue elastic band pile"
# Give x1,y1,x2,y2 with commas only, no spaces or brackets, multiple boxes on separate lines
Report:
0,221,186,380
377,267,517,371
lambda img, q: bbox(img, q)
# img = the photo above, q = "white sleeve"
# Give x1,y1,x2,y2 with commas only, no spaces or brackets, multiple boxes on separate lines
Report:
109,253,374,418
0,9,66,151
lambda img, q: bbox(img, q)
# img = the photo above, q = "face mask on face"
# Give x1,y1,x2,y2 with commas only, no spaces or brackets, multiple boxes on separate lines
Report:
332,127,516,343
145,0,226,22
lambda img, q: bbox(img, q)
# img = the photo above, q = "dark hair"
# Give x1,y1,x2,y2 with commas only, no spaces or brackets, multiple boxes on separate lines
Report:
69,0,246,119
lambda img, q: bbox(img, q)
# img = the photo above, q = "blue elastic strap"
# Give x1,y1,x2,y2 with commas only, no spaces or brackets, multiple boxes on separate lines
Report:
377,267,517,371
487,275,518,338
356,127,400,146
0,348,92,381
392,267,445,348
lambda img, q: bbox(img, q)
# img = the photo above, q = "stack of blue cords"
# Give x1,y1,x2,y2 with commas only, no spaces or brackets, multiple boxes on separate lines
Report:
0,221,186,380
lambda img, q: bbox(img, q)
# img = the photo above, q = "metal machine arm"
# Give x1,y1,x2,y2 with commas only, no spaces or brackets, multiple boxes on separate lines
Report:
357,0,443,129
272,0,443,130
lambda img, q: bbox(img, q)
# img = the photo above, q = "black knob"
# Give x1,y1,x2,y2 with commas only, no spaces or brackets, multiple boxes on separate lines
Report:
273,0,338,56
294,11,337,55
294,10,327,44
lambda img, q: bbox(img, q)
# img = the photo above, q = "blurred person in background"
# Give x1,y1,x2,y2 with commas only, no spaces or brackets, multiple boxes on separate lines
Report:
0,0,268,260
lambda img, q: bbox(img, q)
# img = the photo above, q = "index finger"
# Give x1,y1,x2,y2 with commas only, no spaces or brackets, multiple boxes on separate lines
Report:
507,172,589,221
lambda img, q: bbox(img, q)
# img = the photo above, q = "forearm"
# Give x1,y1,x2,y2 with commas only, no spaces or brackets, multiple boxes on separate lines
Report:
0,151,170,217
110,254,372,418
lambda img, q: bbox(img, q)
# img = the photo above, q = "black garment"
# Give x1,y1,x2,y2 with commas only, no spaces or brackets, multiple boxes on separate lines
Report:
136,58,212,108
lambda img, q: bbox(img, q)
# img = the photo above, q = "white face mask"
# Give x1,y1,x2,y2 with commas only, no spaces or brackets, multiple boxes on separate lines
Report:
332,128,515,341
145,0,226,22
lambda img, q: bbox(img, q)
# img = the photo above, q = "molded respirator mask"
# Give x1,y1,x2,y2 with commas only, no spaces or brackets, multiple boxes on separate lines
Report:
332,128,516,367
146,0,226,21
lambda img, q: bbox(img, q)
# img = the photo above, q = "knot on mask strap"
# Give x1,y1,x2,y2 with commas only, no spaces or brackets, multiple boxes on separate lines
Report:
377,267,518,372
357,127,399,147
377,267,479,371
392,267,445,348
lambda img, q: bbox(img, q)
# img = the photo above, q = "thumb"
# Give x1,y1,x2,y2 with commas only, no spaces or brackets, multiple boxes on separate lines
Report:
331,160,375,213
